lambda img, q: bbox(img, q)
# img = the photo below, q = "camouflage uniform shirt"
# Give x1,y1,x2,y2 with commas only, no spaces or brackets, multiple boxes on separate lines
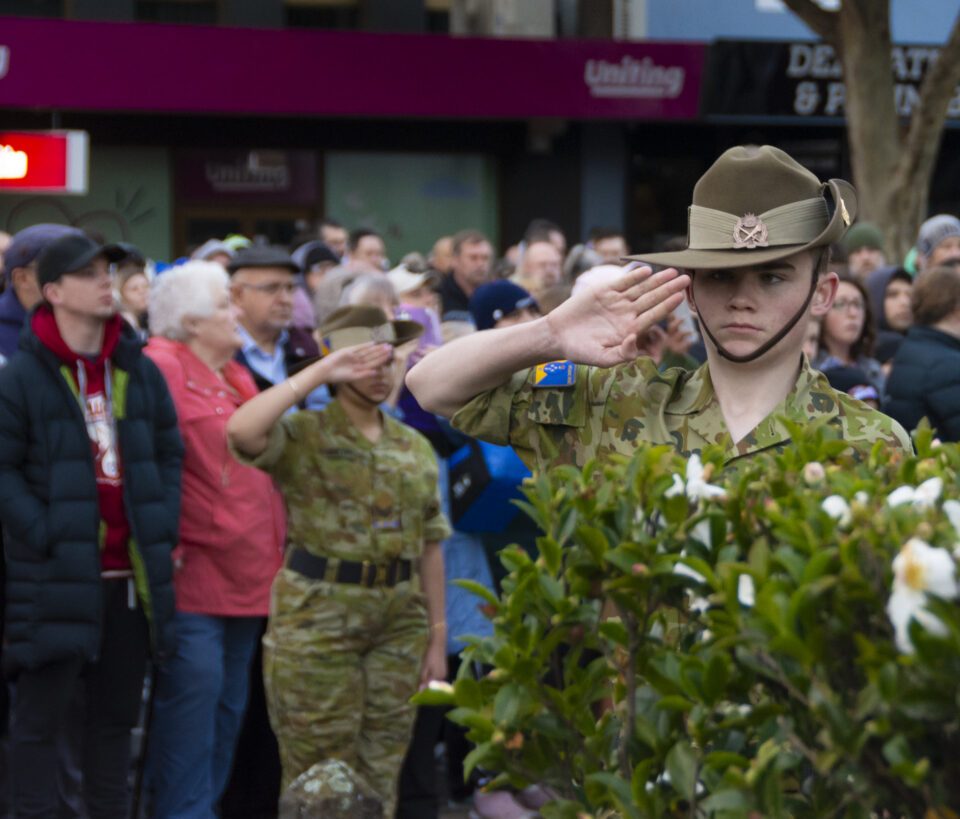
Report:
237,400,450,561
452,356,912,472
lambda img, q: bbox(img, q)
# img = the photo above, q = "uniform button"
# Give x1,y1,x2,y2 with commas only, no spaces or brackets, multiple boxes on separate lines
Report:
215,407,224,415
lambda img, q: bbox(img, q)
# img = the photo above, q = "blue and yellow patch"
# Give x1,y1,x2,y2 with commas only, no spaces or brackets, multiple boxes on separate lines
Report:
319,337,332,356
533,360,576,388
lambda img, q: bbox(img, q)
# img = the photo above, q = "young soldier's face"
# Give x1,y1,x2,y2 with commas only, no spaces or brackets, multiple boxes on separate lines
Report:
687,250,837,362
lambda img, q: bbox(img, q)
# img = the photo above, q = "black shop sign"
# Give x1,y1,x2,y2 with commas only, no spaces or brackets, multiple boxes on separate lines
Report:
702,40,960,121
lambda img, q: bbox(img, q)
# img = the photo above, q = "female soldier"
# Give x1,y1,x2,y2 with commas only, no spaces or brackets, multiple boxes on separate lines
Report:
227,305,450,816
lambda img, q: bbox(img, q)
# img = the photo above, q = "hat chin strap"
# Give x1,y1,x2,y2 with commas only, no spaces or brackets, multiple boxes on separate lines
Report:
341,382,383,408
690,259,821,365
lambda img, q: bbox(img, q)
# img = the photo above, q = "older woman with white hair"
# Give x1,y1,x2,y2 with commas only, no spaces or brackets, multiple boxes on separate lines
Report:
143,262,286,819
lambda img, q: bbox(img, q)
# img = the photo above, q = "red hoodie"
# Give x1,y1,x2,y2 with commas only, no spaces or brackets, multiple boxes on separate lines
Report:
32,306,131,572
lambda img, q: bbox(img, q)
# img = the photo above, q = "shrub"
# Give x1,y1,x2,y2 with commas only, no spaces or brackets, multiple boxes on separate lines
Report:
416,424,960,818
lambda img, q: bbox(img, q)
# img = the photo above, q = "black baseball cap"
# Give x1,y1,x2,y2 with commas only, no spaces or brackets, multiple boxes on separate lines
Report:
37,234,126,288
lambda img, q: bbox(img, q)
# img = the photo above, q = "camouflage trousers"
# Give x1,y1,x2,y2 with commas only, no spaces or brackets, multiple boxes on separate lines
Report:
263,567,428,818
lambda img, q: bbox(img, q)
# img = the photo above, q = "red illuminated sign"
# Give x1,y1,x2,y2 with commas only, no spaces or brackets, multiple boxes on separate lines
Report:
0,131,88,194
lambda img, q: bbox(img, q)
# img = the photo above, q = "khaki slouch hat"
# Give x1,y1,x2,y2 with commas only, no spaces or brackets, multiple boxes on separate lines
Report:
631,144,857,270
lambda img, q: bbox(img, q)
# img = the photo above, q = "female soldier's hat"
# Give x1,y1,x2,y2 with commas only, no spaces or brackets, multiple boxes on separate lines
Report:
317,304,423,356
630,144,858,270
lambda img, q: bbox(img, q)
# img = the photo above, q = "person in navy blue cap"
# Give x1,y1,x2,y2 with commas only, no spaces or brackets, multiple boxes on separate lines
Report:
468,280,540,332
0,223,84,362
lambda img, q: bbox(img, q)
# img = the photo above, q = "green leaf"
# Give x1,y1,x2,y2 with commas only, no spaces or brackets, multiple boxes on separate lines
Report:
657,695,694,713
452,578,500,607
463,741,495,780
703,654,731,704
493,682,534,726
540,800,588,819
703,751,750,771
700,789,749,811
538,535,563,575
585,772,642,818
576,524,609,561
409,686,456,706
454,677,484,710
665,740,698,801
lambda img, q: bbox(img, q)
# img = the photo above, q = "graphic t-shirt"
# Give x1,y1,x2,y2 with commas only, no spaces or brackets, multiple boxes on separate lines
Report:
31,307,132,571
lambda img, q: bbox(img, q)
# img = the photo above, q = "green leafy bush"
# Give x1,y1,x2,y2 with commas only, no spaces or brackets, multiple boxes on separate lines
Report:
415,424,960,818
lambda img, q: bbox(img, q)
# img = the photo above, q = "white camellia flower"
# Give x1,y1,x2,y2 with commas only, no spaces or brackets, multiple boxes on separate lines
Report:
665,453,726,502
886,537,959,654
426,680,455,694
886,477,943,510
943,499,960,539
821,495,852,527
737,574,756,607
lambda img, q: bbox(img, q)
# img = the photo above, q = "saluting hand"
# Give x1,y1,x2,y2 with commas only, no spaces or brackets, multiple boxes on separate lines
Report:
307,342,394,387
544,265,690,368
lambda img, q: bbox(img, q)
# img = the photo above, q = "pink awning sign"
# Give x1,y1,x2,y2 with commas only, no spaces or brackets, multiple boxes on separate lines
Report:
0,17,703,120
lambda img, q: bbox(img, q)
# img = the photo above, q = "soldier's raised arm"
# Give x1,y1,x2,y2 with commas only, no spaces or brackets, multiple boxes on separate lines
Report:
406,265,690,418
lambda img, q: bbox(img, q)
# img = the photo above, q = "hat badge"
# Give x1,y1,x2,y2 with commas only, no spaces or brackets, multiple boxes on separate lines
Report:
732,213,769,249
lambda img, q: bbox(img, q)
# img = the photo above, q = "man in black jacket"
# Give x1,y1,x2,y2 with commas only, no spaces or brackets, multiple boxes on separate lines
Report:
0,233,182,818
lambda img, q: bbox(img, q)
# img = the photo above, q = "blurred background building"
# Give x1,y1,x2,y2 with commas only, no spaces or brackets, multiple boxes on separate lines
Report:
0,0,957,260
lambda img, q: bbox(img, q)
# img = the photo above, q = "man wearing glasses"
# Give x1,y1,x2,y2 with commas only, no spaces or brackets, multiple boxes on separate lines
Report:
228,246,320,399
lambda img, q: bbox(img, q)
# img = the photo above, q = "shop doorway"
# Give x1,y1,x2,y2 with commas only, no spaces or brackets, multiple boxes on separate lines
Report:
176,205,316,257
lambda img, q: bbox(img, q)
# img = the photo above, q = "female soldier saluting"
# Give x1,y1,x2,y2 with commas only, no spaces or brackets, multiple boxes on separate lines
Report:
228,305,450,817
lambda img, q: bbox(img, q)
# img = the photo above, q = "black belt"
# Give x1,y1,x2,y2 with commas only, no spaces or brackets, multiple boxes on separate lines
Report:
287,548,414,588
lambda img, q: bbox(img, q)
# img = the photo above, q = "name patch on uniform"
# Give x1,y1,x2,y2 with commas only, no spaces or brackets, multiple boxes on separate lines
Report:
533,360,576,388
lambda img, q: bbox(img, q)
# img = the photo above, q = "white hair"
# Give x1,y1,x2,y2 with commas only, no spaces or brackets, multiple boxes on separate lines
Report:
340,273,398,308
148,261,229,341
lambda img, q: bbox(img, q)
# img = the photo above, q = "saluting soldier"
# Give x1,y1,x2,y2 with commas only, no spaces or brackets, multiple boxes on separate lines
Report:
227,305,450,817
408,145,911,468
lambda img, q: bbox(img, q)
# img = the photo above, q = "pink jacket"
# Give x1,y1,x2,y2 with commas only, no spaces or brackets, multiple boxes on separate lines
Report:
146,338,285,616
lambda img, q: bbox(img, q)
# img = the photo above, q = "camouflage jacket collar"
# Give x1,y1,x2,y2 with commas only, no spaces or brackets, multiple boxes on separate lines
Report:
673,357,829,464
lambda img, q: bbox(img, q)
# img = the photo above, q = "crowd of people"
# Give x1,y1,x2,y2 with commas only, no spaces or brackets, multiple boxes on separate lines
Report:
0,143,956,819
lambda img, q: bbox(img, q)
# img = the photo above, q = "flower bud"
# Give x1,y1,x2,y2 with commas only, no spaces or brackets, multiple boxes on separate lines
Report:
803,461,826,484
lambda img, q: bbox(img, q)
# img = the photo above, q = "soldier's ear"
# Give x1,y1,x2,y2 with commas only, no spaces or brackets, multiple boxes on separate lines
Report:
811,271,839,317
685,280,698,316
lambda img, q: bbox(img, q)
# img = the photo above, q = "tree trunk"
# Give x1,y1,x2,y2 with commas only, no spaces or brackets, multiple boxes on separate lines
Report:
783,0,960,264
835,1,901,254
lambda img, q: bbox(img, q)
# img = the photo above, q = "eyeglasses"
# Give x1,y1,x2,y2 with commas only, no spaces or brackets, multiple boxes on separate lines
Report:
235,281,298,297
831,298,865,313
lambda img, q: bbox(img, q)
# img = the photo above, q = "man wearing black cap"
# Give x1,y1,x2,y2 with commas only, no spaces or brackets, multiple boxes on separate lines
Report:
0,233,182,817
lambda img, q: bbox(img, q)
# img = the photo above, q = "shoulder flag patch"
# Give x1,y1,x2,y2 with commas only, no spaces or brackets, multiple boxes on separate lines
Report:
533,360,576,388
319,336,332,356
